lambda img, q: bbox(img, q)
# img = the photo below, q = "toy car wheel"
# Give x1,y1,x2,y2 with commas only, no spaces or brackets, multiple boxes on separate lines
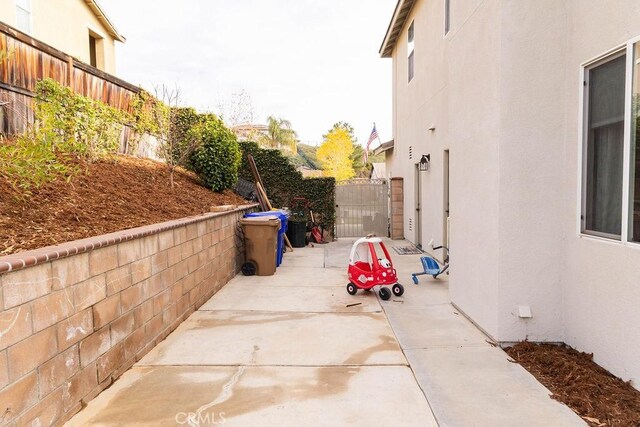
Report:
412,276,418,285
379,287,391,301
241,261,257,276
346,283,357,295
392,283,404,297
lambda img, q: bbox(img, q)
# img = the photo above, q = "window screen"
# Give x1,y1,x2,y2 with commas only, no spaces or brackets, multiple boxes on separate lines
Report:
583,54,626,237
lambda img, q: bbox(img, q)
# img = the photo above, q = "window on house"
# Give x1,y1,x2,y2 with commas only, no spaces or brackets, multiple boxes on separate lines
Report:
88,31,105,69
408,21,415,82
630,43,640,242
583,53,626,238
445,0,451,35
89,35,98,68
15,0,31,34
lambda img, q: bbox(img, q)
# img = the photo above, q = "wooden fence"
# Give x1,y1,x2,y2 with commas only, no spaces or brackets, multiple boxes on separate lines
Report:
0,21,140,135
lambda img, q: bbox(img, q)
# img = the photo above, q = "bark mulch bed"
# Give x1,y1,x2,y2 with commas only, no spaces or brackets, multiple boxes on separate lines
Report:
506,342,640,426
0,156,247,256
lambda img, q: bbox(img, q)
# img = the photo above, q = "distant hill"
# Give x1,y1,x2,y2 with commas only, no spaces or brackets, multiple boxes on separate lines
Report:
287,143,386,177
287,143,320,170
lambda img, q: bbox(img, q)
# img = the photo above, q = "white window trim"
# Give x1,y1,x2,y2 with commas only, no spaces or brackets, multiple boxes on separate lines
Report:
87,25,107,40
15,0,32,34
578,35,640,249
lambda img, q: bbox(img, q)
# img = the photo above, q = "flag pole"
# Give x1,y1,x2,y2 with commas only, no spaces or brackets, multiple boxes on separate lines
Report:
364,122,373,165
375,122,382,147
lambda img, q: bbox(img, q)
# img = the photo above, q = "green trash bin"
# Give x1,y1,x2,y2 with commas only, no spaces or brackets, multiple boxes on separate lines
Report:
286,220,307,248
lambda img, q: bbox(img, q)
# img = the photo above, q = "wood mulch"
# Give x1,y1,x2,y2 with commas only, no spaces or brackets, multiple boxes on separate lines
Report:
506,342,640,426
0,155,247,256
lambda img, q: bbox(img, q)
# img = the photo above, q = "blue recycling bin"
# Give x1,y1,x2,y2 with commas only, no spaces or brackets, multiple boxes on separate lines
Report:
244,210,289,267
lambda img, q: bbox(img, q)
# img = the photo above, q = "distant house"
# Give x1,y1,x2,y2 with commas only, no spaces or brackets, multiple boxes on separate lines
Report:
380,0,640,386
232,123,269,142
369,162,386,180
0,0,125,73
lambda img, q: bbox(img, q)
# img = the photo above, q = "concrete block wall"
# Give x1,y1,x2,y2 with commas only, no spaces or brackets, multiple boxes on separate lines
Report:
0,205,254,426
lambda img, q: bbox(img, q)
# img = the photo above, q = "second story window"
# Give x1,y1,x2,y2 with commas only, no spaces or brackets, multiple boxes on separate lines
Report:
15,0,31,34
89,35,98,67
88,30,105,69
408,21,415,82
445,0,451,35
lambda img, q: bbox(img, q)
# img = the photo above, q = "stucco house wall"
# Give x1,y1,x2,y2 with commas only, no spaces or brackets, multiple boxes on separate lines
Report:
387,0,503,339
495,0,568,343
0,2,12,21
0,0,121,73
383,0,640,385
559,0,640,385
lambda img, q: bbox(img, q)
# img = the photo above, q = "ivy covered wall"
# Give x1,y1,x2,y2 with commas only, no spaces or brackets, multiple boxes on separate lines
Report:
239,141,336,233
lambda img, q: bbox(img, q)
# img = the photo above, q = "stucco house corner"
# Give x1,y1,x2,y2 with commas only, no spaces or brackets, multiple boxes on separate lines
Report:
0,0,124,73
379,0,640,388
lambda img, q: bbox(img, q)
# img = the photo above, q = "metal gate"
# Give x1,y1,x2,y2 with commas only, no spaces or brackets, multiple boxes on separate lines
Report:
335,179,389,237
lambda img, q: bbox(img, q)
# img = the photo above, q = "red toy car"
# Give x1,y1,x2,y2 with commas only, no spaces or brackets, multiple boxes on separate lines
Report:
347,236,404,300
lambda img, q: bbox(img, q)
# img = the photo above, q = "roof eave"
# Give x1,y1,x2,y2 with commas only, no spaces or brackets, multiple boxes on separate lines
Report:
85,0,126,43
373,140,394,155
379,0,416,58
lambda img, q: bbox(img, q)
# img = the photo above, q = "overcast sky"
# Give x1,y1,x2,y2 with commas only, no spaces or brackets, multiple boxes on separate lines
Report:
100,0,395,147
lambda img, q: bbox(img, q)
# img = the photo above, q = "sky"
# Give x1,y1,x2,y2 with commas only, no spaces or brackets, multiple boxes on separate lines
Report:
100,0,395,147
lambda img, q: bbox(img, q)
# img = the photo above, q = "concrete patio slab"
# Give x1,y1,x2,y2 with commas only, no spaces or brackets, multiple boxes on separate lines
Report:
405,346,584,426
220,266,347,288
138,311,406,367
323,240,354,268
200,284,380,313
66,365,437,427
380,281,451,308
282,248,325,267
384,304,490,350
66,239,584,427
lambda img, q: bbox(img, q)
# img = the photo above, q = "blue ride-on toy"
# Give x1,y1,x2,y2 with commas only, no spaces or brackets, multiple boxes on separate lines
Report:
411,246,449,284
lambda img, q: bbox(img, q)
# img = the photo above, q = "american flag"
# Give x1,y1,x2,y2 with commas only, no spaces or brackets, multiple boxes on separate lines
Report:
364,124,378,164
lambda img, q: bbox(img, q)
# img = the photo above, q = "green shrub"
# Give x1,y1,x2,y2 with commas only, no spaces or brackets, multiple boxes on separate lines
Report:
169,107,201,166
0,79,127,192
35,79,126,161
189,115,241,191
0,135,75,192
238,141,336,232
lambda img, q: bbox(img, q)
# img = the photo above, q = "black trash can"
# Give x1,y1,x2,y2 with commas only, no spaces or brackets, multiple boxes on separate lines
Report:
286,220,307,248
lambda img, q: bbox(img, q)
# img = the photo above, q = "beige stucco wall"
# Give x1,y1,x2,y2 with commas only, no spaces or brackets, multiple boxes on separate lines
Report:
386,0,640,384
496,0,567,343
0,0,118,73
0,1,13,23
559,0,640,385
389,0,502,338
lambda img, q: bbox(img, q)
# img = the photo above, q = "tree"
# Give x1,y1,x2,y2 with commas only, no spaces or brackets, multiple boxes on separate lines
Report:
323,121,357,143
317,126,355,181
324,122,371,178
150,85,202,190
259,116,298,154
217,89,255,127
350,143,369,178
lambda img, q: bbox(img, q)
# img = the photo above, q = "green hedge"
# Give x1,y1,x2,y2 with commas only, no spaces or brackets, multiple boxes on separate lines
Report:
239,141,335,232
190,116,242,192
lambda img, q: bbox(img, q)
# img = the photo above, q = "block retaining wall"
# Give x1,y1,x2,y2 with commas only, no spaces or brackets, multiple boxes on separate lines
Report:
0,205,255,426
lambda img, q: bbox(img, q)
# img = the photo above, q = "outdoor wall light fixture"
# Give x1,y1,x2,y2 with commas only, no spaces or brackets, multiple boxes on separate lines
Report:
419,154,431,172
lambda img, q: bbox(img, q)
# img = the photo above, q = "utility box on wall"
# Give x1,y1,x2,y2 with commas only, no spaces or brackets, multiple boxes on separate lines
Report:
390,177,404,239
